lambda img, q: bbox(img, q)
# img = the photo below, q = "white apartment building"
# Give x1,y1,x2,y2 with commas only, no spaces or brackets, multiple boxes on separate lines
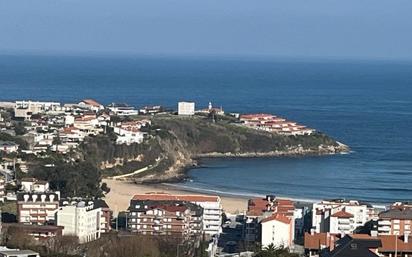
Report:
178,101,195,116
261,214,294,248
312,200,373,236
57,201,102,243
132,193,222,236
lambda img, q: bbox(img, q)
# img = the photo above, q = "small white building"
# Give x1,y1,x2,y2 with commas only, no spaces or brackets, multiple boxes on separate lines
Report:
114,127,145,145
261,214,294,248
178,101,195,116
57,201,102,243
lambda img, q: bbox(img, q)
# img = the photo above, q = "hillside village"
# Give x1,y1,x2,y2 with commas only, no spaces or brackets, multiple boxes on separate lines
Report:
0,99,396,257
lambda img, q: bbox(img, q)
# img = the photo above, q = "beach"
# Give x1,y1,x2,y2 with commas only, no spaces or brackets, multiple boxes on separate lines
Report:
102,178,249,216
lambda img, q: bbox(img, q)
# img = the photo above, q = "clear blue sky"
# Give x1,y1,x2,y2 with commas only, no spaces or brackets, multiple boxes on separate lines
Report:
1,0,411,60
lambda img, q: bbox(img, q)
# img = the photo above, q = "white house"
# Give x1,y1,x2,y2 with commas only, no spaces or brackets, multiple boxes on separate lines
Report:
261,214,294,248
178,101,195,116
113,127,145,145
57,201,102,243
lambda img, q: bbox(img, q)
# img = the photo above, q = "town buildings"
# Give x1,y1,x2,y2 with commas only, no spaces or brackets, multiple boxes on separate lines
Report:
378,203,412,236
131,193,222,236
239,113,314,136
56,200,102,243
246,195,297,249
312,199,374,236
14,101,61,120
127,200,203,238
178,101,195,116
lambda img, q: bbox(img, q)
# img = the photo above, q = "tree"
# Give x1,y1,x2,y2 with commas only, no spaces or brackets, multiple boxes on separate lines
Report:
254,244,299,257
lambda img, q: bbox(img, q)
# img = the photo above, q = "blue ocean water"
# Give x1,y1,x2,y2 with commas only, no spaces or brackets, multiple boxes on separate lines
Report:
1,54,411,204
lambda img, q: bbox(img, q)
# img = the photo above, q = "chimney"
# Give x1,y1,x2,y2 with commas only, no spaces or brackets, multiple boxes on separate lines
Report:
405,232,410,243
311,228,315,235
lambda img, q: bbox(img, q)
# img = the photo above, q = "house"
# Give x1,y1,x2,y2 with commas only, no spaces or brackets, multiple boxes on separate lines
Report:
0,141,19,154
56,200,102,243
131,193,222,236
178,101,195,116
378,203,412,235
20,178,49,192
113,126,145,145
261,213,294,248
127,200,203,238
78,99,104,112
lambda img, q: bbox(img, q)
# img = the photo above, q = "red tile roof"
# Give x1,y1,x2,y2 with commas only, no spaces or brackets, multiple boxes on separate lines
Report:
379,235,412,252
304,232,340,250
132,193,220,202
261,213,291,224
331,210,354,218
81,99,102,107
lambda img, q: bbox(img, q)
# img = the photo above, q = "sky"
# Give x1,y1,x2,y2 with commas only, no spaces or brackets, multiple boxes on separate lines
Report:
1,0,412,60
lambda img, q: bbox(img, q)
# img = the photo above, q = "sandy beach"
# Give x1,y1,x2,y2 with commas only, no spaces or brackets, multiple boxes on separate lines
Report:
102,178,249,216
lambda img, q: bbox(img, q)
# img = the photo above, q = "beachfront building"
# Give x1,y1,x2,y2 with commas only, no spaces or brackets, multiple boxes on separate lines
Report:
56,200,102,243
178,101,195,116
127,200,203,238
261,213,294,248
312,199,375,236
378,203,412,236
131,193,222,236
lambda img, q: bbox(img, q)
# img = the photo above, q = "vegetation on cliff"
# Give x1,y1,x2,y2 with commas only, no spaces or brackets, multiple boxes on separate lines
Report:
27,114,347,196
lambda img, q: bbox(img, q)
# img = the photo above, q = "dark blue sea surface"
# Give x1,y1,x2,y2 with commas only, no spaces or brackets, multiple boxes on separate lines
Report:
1,54,411,204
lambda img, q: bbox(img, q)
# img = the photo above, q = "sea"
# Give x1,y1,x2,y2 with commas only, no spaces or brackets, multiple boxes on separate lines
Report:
1,53,411,205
